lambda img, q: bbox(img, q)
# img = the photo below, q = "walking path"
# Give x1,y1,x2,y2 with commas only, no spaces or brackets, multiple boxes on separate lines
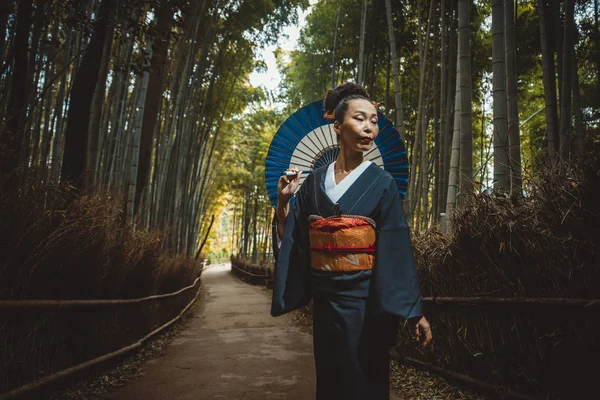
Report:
109,263,404,399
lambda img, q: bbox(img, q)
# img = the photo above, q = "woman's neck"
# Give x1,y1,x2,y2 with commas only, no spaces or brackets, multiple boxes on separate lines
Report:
335,147,364,173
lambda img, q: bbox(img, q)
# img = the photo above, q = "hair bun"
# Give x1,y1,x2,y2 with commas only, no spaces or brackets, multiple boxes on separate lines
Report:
324,82,370,113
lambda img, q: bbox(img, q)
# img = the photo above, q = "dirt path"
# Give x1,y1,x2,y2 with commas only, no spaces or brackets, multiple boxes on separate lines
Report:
109,263,405,400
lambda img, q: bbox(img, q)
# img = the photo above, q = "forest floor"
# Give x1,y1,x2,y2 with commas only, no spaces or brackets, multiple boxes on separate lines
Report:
52,263,487,400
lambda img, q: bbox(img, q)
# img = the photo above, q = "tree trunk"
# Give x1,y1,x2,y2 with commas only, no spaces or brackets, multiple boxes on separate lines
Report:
358,0,367,86
572,39,585,156
1,0,32,179
22,0,49,165
441,4,457,218
559,0,575,164
458,0,473,203
384,0,406,142
119,76,140,195
594,0,600,96
135,2,174,216
445,54,461,233
504,0,522,197
437,0,448,222
432,36,440,228
0,0,10,67
104,28,135,189
61,0,117,188
538,0,560,159
195,214,215,260
492,0,509,193
331,4,341,88
87,8,116,191
40,13,60,173
251,188,259,263
127,42,152,223
29,18,48,167
50,30,74,181
368,0,381,96
553,0,563,90
433,55,440,223
408,0,435,220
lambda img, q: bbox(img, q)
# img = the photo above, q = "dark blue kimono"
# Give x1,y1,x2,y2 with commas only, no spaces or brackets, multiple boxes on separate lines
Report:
271,163,423,400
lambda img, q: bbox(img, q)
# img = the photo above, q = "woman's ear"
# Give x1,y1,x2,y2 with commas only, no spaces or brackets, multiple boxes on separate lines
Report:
333,120,340,135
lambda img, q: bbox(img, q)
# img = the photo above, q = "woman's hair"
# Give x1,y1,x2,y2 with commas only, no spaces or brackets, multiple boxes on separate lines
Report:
323,82,370,124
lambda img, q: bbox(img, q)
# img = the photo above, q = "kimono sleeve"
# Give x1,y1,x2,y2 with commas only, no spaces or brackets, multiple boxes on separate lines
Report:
369,178,423,320
270,179,312,317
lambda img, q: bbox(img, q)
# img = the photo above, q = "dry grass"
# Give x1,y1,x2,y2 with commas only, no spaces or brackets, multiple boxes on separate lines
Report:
0,169,203,300
0,169,204,394
403,147,600,399
230,255,274,278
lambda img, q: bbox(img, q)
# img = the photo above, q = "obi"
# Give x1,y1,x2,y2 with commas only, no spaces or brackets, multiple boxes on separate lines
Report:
308,215,376,272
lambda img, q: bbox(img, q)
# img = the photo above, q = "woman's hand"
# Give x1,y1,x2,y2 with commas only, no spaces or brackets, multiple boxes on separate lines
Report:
277,168,302,203
410,316,433,350
276,169,302,239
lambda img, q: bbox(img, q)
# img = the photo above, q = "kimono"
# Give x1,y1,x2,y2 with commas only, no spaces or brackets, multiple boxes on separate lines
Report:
271,161,423,400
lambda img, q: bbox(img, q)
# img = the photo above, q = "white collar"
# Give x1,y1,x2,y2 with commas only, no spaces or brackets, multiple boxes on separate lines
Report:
324,160,372,204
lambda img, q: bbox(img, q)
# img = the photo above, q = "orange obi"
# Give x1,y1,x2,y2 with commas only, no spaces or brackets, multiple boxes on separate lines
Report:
308,215,376,272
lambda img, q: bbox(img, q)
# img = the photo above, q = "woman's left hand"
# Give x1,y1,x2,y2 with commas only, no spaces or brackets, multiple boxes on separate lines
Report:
411,316,433,350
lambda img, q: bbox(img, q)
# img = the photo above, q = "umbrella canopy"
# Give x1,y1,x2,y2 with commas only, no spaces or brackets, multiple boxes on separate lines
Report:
265,100,409,209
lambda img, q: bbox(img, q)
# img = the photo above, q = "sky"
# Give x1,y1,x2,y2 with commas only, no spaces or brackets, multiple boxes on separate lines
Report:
248,2,316,100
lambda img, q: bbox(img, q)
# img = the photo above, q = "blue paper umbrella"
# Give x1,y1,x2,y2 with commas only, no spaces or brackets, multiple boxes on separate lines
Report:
264,100,409,209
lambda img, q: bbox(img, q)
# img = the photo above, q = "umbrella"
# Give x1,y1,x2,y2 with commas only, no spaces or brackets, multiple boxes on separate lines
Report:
264,100,409,209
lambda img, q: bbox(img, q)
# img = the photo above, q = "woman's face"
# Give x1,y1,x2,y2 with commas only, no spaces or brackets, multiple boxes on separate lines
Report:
334,99,379,153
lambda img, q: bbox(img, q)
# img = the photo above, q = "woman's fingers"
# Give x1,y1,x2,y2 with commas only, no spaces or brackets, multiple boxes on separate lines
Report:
278,175,290,189
281,169,300,188
422,326,432,347
419,318,433,349
412,317,433,350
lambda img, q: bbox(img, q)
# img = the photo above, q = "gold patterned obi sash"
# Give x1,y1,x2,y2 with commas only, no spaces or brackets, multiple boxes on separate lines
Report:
308,215,376,272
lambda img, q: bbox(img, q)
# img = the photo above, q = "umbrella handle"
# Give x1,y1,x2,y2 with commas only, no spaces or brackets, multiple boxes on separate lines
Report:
281,170,313,177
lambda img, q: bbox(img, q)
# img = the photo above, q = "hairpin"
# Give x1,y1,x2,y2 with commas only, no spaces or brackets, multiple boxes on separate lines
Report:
323,110,336,120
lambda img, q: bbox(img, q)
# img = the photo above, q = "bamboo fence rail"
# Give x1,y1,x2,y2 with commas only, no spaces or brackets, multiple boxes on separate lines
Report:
0,276,201,309
393,355,538,400
0,275,202,398
422,295,600,308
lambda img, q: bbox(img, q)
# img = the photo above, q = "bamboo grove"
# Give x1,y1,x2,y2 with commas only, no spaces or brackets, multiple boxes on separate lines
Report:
0,0,307,258
0,0,598,263
278,0,599,231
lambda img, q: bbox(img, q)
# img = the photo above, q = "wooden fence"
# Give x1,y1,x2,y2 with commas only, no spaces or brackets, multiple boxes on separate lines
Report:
395,296,599,399
0,275,202,399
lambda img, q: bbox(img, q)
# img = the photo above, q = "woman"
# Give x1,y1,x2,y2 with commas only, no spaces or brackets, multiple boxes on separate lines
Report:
271,82,432,399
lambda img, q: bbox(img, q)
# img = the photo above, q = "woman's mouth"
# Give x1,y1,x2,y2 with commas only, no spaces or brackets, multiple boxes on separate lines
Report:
360,138,373,144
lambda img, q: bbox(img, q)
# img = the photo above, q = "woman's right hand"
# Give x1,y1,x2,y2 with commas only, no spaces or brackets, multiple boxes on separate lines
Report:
277,168,302,204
